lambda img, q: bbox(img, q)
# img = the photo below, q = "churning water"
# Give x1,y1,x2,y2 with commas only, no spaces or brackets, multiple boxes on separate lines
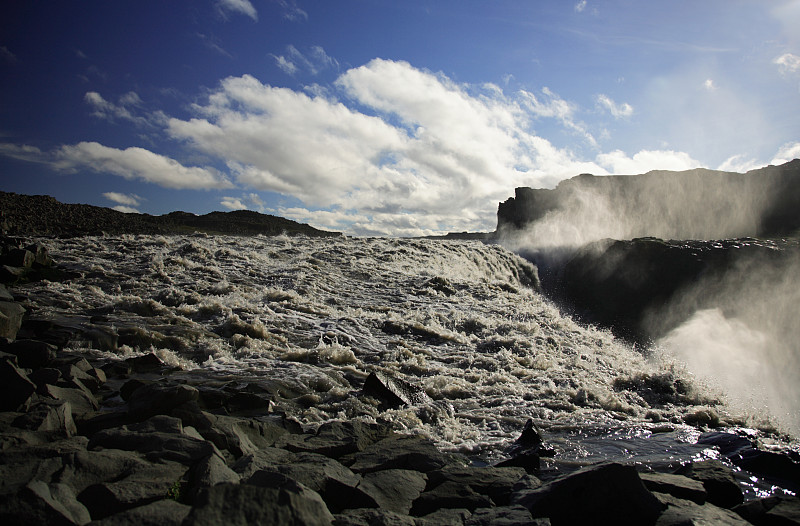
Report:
19,234,797,494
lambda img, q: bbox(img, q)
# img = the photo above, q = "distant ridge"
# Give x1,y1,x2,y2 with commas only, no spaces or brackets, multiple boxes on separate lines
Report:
0,191,341,237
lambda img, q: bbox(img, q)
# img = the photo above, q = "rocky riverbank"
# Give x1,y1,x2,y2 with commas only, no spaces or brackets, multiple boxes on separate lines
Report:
1,237,799,525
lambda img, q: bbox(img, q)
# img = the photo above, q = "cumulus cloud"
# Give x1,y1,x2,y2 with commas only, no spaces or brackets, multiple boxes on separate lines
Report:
54,142,232,189
596,94,633,118
217,0,257,21
595,149,702,175
774,53,800,74
103,191,141,206
221,197,247,210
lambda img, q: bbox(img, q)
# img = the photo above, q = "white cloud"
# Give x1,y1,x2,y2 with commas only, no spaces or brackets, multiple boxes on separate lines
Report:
112,205,140,214
703,78,717,91
217,0,257,21
54,142,232,189
771,141,800,164
575,1,587,13
221,197,247,210
103,191,141,206
85,91,150,126
519,87,597,146
273,45,338,76
277,0,308,21
596,94,633,118
717,154,762,173
595,149,702,175
774,53,800,75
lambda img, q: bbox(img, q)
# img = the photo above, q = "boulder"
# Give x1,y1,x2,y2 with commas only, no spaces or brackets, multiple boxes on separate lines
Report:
127,382,199,421
355,469,427,514
410,480,493,516
425,466,528,506
363,371,433,408
640,472,707,504
0,357,36,411
654,491,748,525
675,460,743,508
54,449,154,494
12,400,77,437
40,384,98,416
415,507,473,525
512,462,663,525
86,499,190,526
245,452,362,513
124,352,166,373
7,248,34,268
0,480,91,526
184,481,333,526
88,424,218,465
190,453,240,494
0,300,25,340
465,505,540,526
205,414,287,457
343,434,466,474
333,508,416,526
231,447,297,480
3,339,57,369
78,460,187,519
277,420,393,458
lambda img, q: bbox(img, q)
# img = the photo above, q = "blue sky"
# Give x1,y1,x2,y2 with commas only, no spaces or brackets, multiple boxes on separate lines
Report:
1,0,799,236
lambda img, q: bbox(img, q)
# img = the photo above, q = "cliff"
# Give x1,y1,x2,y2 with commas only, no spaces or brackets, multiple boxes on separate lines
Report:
497,159,800,241
0,192,341,238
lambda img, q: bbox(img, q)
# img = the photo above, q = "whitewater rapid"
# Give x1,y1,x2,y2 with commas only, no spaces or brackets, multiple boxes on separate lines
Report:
18,234,791,484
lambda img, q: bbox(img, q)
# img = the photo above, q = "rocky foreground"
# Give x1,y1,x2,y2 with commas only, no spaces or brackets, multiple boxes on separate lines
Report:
1,238,800,525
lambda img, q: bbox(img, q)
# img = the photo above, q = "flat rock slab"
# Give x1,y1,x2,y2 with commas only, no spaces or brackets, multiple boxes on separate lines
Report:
0,480,91,526
654,492,749,525
641,472,707,504
333,508,416,526
465,505,540,526
426,466,528,506
675,459,743,508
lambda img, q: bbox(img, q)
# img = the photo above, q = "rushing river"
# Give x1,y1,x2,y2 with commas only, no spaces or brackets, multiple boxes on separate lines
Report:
18,234,797,496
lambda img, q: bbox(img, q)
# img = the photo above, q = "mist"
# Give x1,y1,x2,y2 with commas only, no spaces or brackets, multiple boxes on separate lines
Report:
652,249,800,436
497,162,800,435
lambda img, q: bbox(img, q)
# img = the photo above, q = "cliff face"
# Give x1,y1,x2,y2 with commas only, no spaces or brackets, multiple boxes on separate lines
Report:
497,159,800,241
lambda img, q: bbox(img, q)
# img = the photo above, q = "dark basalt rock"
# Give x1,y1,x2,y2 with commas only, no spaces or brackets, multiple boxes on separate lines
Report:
512,462,663,525
674,459,743,509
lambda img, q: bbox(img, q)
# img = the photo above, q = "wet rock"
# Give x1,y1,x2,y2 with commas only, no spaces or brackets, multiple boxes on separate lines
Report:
654,491,749,525
344,434,466,474
12,400,77,437
0,357,36,411
512,462,663,525
28,367,61,389
465,505,539,526
127,382,199,421
0,300,25,340
87,499,191,526
734,496,800,525
363,371,433,408
78,460,187,519
7,248,34,268
0,480,91,526
698,431,800,493
425,466,527,506
355,469,427,514
640,472,707,504
2,340,57,369
184,481,334,526
675,459,743,508
333,508,416,526
124,352,166,373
